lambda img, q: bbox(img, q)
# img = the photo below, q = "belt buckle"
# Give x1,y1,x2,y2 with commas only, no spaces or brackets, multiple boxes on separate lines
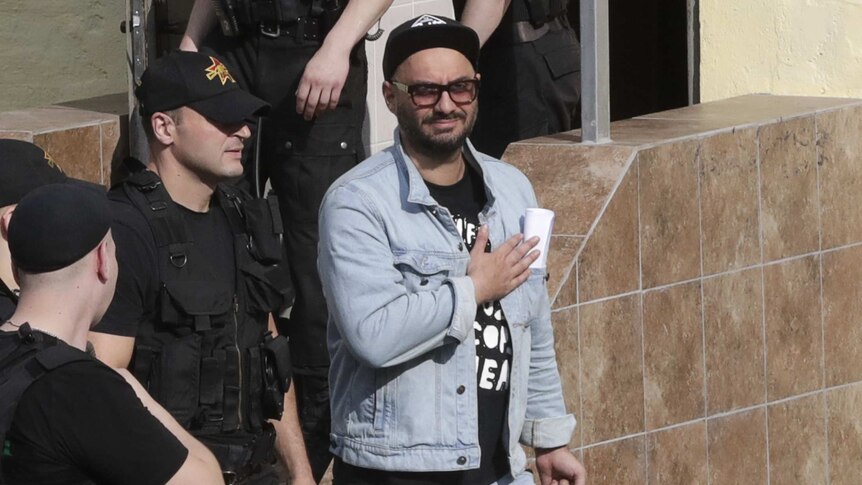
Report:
259,22,280,38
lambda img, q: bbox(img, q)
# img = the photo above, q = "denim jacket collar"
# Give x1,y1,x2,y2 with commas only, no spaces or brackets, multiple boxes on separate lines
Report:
393,129,498,212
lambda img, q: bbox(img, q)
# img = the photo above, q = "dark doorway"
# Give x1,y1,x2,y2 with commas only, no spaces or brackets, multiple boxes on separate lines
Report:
569,0,696,122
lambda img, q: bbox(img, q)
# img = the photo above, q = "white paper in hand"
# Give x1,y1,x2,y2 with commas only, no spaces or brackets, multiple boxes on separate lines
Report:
522,208,555,269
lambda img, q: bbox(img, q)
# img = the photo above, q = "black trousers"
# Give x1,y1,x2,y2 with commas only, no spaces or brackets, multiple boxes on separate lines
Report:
471,26,581,159
203,29,368,483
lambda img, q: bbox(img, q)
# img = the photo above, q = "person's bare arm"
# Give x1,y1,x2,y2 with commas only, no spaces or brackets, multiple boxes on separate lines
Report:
88,332,136,368
460,0,512,46
266,315,316,484
180,0,217,52
114,368,223,485
295,0,393,120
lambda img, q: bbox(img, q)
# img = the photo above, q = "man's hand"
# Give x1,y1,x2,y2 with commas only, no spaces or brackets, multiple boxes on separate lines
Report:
295,44,351,120
467,225,540,304
535,446,587,485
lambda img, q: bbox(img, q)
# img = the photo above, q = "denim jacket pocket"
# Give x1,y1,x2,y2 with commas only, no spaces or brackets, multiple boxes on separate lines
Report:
393,251,457,292
506,268,549,329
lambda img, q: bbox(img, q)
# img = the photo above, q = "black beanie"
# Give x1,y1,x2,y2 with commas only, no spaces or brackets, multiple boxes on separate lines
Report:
0,139,67,207
8,184,112,273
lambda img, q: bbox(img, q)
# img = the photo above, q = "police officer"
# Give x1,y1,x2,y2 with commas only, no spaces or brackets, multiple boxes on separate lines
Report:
0,140,68,321
89,51,313,485
457,0,581,158
179,2,392,479
1,183,222,485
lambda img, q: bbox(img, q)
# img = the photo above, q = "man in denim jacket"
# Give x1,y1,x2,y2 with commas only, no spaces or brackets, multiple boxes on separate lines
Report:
318,16,586,485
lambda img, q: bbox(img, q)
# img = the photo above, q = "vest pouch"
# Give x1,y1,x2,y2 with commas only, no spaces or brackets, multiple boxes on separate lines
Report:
160,280,233,331
241,194,284,265
240,254,291,316
151,333,203,428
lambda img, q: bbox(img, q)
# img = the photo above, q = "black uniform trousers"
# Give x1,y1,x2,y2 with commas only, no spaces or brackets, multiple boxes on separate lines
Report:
471,26,581,159
203,29,368,482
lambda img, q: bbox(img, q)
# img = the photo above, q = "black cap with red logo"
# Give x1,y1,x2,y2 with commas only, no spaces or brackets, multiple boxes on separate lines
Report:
135,51,269,124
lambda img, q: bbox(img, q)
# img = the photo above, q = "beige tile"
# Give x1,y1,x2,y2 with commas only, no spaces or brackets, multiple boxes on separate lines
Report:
552,307,580,448
578,167,640,303
33,125,102,184
821,245,862,387
599,117,737,147
707,408,768,485
703,269,766,413
768,394,828,485
504,143,635,236
584,436,646,485
580,295,644,444
99,120,122,186
547,236,583,304
827,383,862,485
818,105,862,249
638,94,859,127
699,128,761,275
759,117,820,262
763,256,823,400
0,131,33,142
647,422,708,485
639,140,702,289
0,106,114,134
553,261,578,310
643,282,705,429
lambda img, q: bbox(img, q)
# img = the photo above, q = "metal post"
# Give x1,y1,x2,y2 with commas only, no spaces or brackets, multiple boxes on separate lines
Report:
580,0,611,144
126,0,151,162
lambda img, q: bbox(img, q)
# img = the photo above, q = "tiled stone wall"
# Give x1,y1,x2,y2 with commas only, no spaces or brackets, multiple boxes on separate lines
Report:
507,94,862,484
0,94,126,186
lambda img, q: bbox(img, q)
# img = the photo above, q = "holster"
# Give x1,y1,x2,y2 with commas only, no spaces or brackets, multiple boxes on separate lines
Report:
261,332,292,419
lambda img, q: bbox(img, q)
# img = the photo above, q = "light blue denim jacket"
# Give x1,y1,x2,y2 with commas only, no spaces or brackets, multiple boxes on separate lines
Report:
318,132,575,476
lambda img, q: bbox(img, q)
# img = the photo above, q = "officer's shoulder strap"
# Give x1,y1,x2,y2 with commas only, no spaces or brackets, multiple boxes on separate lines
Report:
216,183,248,236
0,326,89,471
120,165,193,267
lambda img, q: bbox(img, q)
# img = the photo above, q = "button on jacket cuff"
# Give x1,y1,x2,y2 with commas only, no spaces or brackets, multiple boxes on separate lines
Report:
444,275,476,342
520,414,576,449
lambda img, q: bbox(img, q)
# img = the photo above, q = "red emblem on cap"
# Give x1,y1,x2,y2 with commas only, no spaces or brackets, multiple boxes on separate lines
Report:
204,56,236,85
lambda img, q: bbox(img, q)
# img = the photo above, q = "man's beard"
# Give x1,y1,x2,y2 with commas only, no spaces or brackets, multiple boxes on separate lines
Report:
398,106,476,159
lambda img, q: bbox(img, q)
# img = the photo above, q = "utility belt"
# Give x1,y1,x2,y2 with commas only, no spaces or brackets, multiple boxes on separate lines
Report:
213,0,343,40
258,17,321,41
487,13,570,46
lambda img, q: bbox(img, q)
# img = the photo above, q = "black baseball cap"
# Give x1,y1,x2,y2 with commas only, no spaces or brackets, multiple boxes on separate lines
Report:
136,51,269,124
382,15,480,80
8,184,112,273
0,139,68,208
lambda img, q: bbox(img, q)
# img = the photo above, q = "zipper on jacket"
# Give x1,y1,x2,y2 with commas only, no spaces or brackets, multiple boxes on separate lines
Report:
233,294,242,429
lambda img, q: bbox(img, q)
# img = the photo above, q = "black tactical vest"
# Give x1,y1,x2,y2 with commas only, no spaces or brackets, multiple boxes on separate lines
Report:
113,168,292,460
1,325,89,483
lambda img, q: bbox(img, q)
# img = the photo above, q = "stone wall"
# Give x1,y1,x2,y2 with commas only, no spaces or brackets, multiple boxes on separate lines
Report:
506,94,862,484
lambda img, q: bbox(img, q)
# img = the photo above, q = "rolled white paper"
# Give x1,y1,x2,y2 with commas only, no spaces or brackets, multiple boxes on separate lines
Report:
522,208,555,269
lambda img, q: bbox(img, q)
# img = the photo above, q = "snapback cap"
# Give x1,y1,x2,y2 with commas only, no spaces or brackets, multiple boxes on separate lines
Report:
136,50,269,124
382,15,480,80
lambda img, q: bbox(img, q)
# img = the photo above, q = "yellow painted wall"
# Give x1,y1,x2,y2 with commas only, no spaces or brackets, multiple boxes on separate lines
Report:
700,0,862,102
0,1,128,112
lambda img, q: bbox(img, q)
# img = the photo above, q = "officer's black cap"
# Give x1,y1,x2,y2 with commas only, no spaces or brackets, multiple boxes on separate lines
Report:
382,15,480,80
8,184,112,273
136,51,270,124
0,140,68,208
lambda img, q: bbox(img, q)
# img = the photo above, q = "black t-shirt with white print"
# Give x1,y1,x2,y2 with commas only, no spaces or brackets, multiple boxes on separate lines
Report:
334,159,513,485
428,160,513,485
